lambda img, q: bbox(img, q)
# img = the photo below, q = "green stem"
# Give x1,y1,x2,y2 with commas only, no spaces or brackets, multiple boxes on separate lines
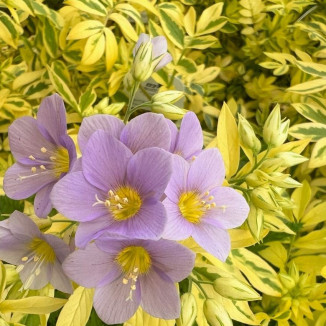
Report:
59,222,77,235
124,81,140,123
139,84,151,100
167,49,186,88
189,276,210,298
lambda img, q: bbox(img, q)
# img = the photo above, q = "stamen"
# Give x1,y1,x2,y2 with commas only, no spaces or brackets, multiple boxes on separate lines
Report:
117,204,123,209
16,264,24,273
105,200,111,207
21,256,28,262
123,198,128,203
200,200,206,205
131,285,136,290
50,156,56,161
33,256,40,262
205,204,211,209
29,155,36,160
123,278,129,285
41,147,47,153
211,203,216,208
204,191,210,196
208,196,214,201
40,165,46,170
114,195,120,201
31,167,37,173
24,274,35,289
109,190,114,196
191,156,196,161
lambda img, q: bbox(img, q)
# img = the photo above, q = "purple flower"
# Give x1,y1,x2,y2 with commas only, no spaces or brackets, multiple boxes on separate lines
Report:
3,94,76,218
78,112,171,155
0,211,72,293
167,112,203,160
51,131,172,248
163,149,249,261
133,33,172,72
63,237,195,323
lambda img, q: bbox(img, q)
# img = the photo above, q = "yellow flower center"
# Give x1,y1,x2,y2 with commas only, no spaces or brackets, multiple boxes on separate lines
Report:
93,186,142,221
52,147,70,177
116,246,151,275
116,246,151,301
29,237,56,263
178,190,218,224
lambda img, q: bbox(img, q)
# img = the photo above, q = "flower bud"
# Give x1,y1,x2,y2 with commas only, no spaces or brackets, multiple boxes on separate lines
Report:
238,114,261,154
279,273,296,290
152,91,184,104
123,72,135,91
213,277,261,301
203,299,232,326
263,105,290,148
131,40,153,82
178,293,197,326
275,152,308,168
247,204,264,241
246,171,267,187
251,187,278,211
151,103,187,120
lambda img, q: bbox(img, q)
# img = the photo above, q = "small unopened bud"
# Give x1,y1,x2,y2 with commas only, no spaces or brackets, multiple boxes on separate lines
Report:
238,114,261,154
152,91,184,104
131,40,153,82
203,299,233,326
151,103,187,120
178,293,197,326
247,204,264,241
251,187,278,211
279,273,296,290
263,105,290,148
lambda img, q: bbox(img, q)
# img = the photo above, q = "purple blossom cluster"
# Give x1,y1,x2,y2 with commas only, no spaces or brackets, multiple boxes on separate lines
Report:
0,94,249,323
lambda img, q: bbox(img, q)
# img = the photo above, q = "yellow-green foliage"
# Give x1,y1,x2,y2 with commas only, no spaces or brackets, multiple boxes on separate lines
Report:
1,0,326,326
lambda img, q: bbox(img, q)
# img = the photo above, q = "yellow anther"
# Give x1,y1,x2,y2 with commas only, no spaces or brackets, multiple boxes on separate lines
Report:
211,202,216,208
133,268,139,273
31,167,37,173
117,203,123,210
123,198,128,203
208,196,214,201
191,156,196,161
109,190,114,196
35,268,41,276
122,278,129,285
204,191,210,196
50,156,56,161
105,200,111,207
40,165,46,170
131,285,136,290
29,155,36,160
33,256,40,262
21,256,28,262
200,200,206,205
114,195,120,201
205,204,211,209
41,147,47,153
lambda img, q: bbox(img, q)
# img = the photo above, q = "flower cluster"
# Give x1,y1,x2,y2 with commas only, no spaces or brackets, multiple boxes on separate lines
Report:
0,93,249,323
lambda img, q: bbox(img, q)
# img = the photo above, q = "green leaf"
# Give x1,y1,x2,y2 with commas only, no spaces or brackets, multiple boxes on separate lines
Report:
42,18,59,58
309,138,326,168
64,0,107,16
159,8,184,49
32,1,64,29
295,60,326,78
289,122,326,142
0,11,22,48
0,296,67,314
67,20,105,40
109,13,138,42
79,89,96,113
292,103,326,124
57,287,94,326
196,3,226,35
185,35,217,50
287,78,326,94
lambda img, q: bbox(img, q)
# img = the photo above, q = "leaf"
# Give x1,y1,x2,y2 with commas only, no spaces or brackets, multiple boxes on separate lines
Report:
12,70,45,90
259,242,287,269
229,229,268,248
295,60,326,78
0,11,22,48
42,18,59,58
67,20,105,40
294,230,326,250
57,287,94,326
216,102,240,179
81,32,105,65
47,65,78,110
289,122,326,142
64,0,107,16
0,296,67,314
196,3,227,35
159,8,184,49
104,27,118,71
115,3,144,31
184,7,196,36
125,307,175,326
287,78,326,94
185,35,217,50
231,248,283,297
301,201,326,228
126,0,159,16
292,102,326,124
0,261,6,298
23,80,53,100
79,89,96,113
309,138,326,168
291,180,311,221
291,255,326,275
109,13,138,42
32,1,64,28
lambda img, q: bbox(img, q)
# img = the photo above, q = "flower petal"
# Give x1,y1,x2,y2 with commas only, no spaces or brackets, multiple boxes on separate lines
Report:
165,155,189,203
203,187,249,229
193,224,230,261
51,260,73,293
8,211,40,239
152,36,168,58
63,243,118,288
140,270,180,319
187,149,225,193
94,276,140,324
43,234,71,263
75,216,113,248
133,33,150,56
78,115,124,153
36,94,67,146
20,260,52,290
51,171,108,222
120,113,171,153
146,240,195,282
166,119,178,152
108,199,166,240
154,53,172,71
174,112,203,160
162,198,193,240
0,234,29,264
4,163,56,200
34,182,55,218
82,131,132,191
127,147,172,199
8,116,58,164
